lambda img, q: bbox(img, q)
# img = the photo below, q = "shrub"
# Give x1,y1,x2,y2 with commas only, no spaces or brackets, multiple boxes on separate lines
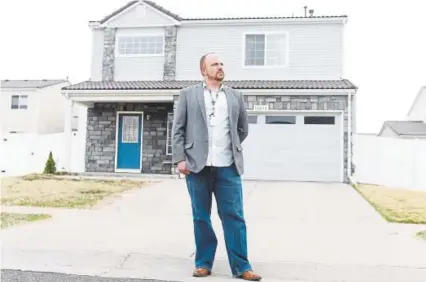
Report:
43,151,56,174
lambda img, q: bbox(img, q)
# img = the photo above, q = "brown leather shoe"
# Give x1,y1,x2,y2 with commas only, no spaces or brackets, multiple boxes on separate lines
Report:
240,270,262,281
192,267,211,277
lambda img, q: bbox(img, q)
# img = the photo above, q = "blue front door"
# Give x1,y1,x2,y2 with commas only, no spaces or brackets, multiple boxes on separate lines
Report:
117,113,142,170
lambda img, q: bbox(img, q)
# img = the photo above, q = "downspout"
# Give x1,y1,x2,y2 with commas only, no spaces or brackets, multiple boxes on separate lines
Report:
347,90,353,181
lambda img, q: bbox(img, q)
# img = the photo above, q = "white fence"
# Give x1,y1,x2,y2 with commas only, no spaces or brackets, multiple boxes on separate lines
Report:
353,134,426,191
0,132,85,176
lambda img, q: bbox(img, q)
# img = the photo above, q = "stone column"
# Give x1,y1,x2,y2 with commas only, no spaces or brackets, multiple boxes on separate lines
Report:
163,26,177,80
102,28,116,81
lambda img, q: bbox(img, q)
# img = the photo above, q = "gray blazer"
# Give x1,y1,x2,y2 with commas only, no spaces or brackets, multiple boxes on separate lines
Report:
172,82,248,175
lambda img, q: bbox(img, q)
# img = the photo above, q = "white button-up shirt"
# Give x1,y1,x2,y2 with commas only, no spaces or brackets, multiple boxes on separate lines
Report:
203,83,234,167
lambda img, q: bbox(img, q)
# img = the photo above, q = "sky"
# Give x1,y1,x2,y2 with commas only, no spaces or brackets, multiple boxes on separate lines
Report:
0,0,425,134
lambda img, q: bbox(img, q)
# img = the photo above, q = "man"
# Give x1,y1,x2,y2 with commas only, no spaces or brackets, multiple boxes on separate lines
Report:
172,53,262,281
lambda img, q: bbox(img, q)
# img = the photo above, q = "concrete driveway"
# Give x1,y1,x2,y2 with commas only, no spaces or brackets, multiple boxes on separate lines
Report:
2,178,426,282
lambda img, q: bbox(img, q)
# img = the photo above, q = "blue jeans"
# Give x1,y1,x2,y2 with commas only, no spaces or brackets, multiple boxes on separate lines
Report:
185,164,252,277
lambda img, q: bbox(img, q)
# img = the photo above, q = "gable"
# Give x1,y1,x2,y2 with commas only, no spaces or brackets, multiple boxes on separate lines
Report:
378,124,397,137
102,1,180,28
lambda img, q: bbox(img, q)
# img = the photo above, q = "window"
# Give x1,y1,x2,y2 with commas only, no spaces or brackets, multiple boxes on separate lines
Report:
245,33,288,66
304,116,335,125
247,115,258,124
266,116,296,124
11,95,28,109
166,112,173,155
121,116,139,143
117,35,164,56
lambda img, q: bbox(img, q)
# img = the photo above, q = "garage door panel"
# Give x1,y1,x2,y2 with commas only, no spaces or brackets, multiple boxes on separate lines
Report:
242,113,343,182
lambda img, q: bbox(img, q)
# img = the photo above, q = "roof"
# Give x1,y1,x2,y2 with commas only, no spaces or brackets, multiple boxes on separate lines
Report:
99,0,182,24
381,121,426,136
62,79,357,91
1,79,68,89
95,0,347,24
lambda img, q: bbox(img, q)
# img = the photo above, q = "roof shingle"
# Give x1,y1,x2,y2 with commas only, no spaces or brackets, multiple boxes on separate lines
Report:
95,0,347,24
384,121,426,136
62,80,357,91
1,79,68,89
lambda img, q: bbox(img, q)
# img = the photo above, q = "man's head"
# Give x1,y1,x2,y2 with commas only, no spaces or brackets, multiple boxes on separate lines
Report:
199,52,225,82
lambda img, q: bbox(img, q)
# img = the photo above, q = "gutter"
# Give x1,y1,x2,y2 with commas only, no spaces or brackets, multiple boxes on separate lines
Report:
347,90,352,180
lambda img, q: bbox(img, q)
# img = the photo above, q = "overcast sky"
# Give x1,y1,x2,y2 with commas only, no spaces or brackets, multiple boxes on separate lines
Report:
1,0,425,133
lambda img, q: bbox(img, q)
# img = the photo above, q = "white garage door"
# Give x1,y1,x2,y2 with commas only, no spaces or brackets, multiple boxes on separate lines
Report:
242,113,343,182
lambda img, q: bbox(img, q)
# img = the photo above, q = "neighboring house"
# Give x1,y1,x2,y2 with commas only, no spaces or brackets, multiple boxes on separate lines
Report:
407,86,426,122
378,86,426,139
61,0,358,183
378,121,426,139
0,79,76,136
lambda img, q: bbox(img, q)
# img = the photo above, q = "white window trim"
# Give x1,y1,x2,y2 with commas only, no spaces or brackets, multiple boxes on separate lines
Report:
11,94,28,110
242,31,290,69
115,33,165,58
166,112,173,155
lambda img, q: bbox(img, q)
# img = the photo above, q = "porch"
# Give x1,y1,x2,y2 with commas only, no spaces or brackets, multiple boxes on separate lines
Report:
61,83,181,175
84,102,175,174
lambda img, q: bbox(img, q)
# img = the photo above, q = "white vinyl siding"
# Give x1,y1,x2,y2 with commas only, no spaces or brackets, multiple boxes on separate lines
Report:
90,29,104,81
175,23,343,80
113,28,165,81
116,35,164,56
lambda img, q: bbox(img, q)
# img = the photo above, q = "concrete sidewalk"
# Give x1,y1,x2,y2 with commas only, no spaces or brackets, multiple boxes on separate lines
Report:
1,179,426,281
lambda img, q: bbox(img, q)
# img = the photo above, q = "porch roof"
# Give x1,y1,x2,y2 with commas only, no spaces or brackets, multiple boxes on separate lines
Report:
62,79,358,91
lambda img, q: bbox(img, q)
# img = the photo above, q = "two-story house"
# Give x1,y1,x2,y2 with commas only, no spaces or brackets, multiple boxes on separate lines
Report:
1,79,73,136
61,0,358,183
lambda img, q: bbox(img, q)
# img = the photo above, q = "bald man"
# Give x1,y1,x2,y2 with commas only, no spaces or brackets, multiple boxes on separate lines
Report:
172,53,262,280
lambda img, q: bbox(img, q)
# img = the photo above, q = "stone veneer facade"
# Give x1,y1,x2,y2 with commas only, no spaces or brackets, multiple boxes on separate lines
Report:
100,25,177,81
87,94,355,182
85,103,173,174
101,28,116,81
163,26,177,80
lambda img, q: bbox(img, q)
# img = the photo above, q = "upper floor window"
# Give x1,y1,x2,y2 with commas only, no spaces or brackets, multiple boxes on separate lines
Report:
244,33,289,67
116,35,164,56
11,95,28,109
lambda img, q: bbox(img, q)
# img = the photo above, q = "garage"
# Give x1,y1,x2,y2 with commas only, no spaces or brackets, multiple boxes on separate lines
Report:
242,112,343,182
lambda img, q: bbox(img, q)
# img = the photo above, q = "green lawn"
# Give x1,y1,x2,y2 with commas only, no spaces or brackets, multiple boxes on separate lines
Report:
1,212,51,229
417,231,426,240
354,183,426,224
1,174,146,209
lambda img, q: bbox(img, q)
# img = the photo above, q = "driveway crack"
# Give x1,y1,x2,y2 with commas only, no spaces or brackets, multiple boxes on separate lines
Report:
97,252,132,277
117,253,132,268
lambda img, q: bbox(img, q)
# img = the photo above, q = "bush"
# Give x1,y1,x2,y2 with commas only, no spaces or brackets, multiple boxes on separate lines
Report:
43,151,57,174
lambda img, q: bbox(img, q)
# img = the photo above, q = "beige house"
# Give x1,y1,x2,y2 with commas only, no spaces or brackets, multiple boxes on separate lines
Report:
0,79,73,136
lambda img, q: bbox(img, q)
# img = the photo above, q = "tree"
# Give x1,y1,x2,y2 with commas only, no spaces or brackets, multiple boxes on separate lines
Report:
43,151,56,174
